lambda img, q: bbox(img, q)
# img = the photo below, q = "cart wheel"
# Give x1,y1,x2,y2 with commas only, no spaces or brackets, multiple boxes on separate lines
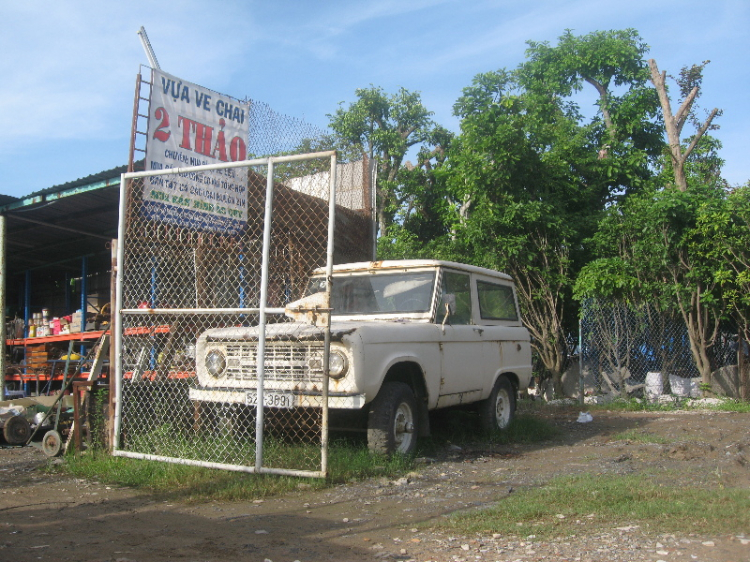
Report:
42,430,63,457
3,415,31,445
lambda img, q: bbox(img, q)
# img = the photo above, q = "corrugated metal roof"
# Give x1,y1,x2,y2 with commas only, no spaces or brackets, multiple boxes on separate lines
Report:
0,164,128,277
25,164,129,199
0,194,19,207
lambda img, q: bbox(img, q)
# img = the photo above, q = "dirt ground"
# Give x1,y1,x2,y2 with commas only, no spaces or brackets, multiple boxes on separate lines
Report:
1,405,749,562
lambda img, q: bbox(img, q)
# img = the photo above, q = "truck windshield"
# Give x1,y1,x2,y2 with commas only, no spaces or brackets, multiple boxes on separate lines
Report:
307,271,436,314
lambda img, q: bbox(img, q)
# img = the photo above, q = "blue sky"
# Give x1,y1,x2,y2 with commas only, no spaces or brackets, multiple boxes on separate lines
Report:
1,0,747,198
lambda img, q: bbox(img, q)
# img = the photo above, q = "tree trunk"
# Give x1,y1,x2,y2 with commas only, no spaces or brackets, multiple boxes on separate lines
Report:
648,59,719,191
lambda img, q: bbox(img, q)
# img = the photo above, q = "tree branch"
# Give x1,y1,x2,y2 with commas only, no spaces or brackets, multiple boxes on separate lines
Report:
683,107,719,162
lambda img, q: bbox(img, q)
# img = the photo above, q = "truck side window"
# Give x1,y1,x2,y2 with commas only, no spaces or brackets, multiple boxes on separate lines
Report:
477,280,518,321
439,271,472,324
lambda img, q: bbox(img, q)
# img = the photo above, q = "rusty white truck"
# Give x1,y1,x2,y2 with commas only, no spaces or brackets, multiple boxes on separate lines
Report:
189,260,532,455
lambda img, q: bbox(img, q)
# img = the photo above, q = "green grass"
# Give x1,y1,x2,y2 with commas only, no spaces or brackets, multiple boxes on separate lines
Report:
56,436,413,502
52,410,556,501
571,396,750,413
51,398,749,519
440,473,750,538
419,410,560,454
709,399,750,413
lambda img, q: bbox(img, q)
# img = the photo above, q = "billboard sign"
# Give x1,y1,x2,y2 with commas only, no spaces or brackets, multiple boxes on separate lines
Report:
144,69,250,234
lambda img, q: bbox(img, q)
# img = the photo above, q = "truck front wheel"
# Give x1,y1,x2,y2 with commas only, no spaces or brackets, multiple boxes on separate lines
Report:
367,382,419,456
479,375,516,432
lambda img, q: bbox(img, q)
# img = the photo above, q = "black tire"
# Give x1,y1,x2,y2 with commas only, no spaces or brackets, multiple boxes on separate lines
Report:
479,375,516,432
367,382,419,456
42,430,63,457
3,415,31,445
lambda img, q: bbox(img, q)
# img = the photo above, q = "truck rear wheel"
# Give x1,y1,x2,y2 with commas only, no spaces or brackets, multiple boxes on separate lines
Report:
479,375,515,432
367,382,419,456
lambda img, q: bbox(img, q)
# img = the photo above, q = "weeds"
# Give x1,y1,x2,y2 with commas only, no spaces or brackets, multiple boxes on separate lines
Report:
420,410,560,455
54,410,555,500
575,396,750,413
59,437,412,502
440,473,750,538
611,428,672,444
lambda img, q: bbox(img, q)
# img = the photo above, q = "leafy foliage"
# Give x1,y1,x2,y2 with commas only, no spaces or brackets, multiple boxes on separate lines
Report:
328,86,446,235
396,29,664,395
327,28,741,398
696,184,750,343
576,184,728,382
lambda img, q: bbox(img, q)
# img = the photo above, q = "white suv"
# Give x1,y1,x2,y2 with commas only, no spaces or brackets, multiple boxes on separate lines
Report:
189,260,532,455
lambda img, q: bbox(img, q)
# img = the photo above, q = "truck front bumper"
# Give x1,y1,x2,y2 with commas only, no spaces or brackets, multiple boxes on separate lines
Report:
188,387,367,409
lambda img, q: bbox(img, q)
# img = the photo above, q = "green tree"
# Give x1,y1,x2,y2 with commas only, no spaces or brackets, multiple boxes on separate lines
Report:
696,185,750,354
271,134,347,184
328,86,441,236
522,29,662,167
388,125,454,246
434,69,598,395
423,30,662,396
575,184,727,386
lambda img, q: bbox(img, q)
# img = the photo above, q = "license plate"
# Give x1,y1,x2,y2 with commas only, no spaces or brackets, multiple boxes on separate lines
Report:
245,390,294,409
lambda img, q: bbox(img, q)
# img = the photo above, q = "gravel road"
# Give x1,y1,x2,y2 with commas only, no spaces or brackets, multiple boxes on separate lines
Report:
1,407,748,562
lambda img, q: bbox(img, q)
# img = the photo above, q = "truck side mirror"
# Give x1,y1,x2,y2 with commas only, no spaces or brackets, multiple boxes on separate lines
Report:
442,294,456,314
441,294,455,333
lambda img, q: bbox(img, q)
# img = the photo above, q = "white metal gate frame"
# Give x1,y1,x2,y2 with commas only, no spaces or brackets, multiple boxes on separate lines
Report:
112,151,337,477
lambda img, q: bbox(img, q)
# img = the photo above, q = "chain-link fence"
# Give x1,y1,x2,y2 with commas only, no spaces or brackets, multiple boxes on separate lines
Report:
580,299,744,399
112,153,372,476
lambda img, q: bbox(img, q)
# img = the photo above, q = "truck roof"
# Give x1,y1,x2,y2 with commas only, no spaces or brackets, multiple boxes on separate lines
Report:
313,260,513,281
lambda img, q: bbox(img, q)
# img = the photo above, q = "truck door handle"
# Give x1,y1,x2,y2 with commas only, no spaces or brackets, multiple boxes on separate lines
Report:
473,327,484,336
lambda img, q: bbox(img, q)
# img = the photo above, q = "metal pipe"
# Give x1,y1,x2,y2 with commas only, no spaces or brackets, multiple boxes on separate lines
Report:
65,271,71,313
23,269,30,395
121,151,337,181
0,215,5,400
109,238,118,451
79,256,88,358
320,153,337,475
371,160,378,259
112,450,325,479
238,251,245,308
121,307,285,315
136,26,161,70
80,256,88,333
113,173,129,449
24,270,30,338
254,160,276,471
579,316,584,404
6,215,112,240
128,72,143,173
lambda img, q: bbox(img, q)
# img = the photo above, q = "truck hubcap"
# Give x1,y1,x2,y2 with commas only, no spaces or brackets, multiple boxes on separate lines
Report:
394,403,415,450
495,390,510,428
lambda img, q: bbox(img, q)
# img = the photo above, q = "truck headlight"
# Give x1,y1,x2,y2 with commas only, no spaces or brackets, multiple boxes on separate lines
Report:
328,350,348,379
205,349,226,378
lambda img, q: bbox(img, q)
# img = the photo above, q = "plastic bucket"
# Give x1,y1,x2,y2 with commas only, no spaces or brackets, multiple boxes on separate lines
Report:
669,374,701,398
645,371,662,400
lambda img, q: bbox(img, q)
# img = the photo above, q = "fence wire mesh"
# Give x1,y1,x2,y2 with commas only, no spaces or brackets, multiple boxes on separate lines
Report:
580,299,744,400
114,153,372,476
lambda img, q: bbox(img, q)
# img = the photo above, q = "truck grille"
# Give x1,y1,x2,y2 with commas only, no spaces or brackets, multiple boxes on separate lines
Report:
223,342,325,387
